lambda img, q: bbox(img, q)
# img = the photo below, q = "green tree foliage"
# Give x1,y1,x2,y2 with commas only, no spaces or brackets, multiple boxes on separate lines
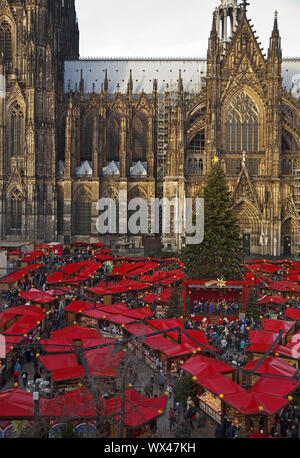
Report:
182,161,243,280
174,375,198,406
165,284,183,319
52,423,79,438
246,287,261,321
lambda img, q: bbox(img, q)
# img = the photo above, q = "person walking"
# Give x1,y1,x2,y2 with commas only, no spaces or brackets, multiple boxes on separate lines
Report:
21,370,28,387
169,408,175,431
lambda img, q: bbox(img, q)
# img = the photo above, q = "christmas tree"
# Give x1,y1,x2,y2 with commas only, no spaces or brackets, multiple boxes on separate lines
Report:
182,158,243,280
246,287,261,320
165,284,183,319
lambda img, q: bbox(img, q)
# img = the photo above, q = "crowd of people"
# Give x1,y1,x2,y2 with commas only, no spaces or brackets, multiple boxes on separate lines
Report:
191,298,240,317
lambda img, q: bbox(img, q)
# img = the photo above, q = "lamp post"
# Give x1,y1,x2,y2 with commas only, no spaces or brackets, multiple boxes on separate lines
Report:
26,378,51,438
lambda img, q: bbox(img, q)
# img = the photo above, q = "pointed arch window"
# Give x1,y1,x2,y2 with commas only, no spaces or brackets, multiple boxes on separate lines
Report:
107,113,120,162
0,20,12,70
10,104,24,157
187,130,205,153
132,114,147,162
73,187,92,235
81,112,94,162
225,92,259,153
9,188,22,233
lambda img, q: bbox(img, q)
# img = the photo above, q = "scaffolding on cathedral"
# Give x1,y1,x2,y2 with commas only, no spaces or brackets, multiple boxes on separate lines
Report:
294,162,300,258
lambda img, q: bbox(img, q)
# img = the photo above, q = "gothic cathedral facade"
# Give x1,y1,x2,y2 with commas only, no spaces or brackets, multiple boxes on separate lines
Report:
0,0,300,257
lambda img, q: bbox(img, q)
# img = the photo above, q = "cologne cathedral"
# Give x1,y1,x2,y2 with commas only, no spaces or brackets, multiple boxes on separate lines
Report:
1,0,300,257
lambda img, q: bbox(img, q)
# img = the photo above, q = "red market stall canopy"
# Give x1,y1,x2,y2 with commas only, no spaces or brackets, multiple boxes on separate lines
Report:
147,319,184,332
266,282,300,293
125,322,154,337
285,307,300,320
139,270,184,284
250,377,300,397
2,336,24,356
223,392,291,415
47,261,101,285
164,330,217,353
111,262,146,276
40,325,114,353
258,296,287,305
0,305,45,337
244,263,281,274
125,262,159,278
101,389,167,429
85,309,136,326
181,355,235,380
65,301,96,314
141,288,174,304
96,304,153,321
276,332,300,359
0,389,48,418
40,346,123,381
20,251,44,263
244,357,298,378
19,289,57,305
284,274,300,282
88,279,150,296
94,254,114,261
261,319,295,336
0,268,40,285
247,330,280,353
41,388,167,428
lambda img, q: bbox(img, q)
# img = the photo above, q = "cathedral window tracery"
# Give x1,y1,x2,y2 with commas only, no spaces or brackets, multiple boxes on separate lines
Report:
225,92,259,153
0,19,12,70
10,104,24,158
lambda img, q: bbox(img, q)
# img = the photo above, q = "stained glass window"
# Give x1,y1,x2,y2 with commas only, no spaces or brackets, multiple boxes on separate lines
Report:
225,92,259,153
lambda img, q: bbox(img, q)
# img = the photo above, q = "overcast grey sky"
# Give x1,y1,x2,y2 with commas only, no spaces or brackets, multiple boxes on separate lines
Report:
75,0,300,58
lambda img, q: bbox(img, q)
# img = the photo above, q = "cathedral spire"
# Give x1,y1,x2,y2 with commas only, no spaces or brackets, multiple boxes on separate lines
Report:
215,0,241,50
268,10,281,63
104,69,108,96
272,10,279,37
127,69,133,97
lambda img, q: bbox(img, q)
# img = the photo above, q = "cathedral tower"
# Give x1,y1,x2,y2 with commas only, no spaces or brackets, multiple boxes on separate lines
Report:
0,0,79,241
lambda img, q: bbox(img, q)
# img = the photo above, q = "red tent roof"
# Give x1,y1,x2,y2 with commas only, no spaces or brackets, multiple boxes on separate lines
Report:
147,319,184,332
285,307,300,320
182,355,235,380
223,392,290,415
94,254,114,261
19,251,44,263
101,389,167,429
20,289,57,305
250,377,299,397
0,388,48,418
97,304,153,320
244,357,297,378
247,330,280,353
85,310,136,325
258,296,287,305
198,374,244,396
267,282,300,293
0,305,45,336
125,322,153,337
65,301,95,313
261,319,295,336
40,325,113,353
40,347,123,381
41,388,167,428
